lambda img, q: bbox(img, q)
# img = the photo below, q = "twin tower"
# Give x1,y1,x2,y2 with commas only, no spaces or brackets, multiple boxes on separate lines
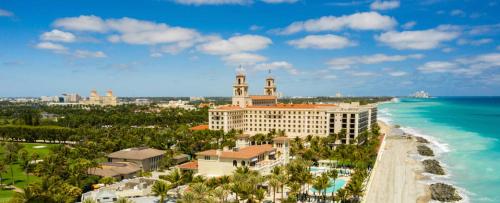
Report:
232,72,278,108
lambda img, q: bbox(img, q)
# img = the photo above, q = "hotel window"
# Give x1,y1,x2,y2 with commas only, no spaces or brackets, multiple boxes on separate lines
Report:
204,156,211,160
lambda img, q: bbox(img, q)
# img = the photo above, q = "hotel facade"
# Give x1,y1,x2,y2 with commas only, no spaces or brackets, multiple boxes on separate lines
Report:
209,72,377,144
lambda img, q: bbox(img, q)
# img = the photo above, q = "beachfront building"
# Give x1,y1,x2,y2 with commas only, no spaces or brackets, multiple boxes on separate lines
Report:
209,72,378,144
195,136,290,177
106,147,165,171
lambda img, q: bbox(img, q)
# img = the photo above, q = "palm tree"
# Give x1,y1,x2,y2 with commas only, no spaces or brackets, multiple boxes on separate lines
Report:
152,180,171,203
276,174,287,201
268,176,279,203
329,169,339,201
336,188,347,203
312,173,330,202
255,188,266,203
346,179,364,202
163,168,182,198
82,199,98,203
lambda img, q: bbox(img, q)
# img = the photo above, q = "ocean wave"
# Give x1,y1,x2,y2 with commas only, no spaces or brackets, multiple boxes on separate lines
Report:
400,126,450,153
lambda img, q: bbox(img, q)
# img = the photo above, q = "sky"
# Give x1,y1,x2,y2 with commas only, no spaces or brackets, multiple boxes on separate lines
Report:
0,0,499,97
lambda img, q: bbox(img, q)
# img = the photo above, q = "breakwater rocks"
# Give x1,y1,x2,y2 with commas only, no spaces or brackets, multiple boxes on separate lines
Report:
430,183,462,202
417,145,434,156
422,159,445,175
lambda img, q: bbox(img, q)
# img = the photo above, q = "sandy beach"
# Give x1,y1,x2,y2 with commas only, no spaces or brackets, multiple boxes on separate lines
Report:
363,121,431,203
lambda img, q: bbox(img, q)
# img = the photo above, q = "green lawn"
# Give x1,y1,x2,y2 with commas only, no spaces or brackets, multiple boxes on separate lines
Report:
0,142,57,202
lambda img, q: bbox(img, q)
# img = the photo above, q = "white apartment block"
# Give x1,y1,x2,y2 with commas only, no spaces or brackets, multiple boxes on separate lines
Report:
209,73,377,144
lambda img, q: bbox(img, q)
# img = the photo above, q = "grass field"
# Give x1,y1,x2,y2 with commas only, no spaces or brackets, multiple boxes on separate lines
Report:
0,142,58,202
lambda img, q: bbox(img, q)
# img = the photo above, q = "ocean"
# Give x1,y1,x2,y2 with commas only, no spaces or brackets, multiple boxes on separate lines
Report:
378,97,500,203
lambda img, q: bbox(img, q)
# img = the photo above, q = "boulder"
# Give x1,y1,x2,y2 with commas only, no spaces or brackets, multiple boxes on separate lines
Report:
415,136,430,144
430,183,462,202
417,145,434,156
422,159,445,175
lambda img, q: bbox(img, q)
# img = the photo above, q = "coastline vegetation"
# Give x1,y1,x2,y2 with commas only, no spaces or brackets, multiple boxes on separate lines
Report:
0,101,383,202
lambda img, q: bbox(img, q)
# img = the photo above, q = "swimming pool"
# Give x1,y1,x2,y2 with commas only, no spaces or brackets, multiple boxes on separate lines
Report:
309,178,347,194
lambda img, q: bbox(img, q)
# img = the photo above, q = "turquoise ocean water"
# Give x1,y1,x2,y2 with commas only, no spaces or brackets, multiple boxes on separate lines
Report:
378,97,500,203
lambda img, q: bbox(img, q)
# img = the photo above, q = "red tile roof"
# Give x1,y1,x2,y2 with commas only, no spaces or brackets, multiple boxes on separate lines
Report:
250,95,277,100
190,124,209,131
177,161,198,170
196,144,275,159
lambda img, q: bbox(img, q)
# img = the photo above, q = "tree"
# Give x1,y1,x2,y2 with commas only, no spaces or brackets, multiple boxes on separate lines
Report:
0,159,6,189
116,197,133,203
346,178,364,202
312,173,330,202
268,177,279,203
17,149,30,185
329,169,339,201
152,180,171,203
4,142,22,185
162,168,183,198
99,177,116,186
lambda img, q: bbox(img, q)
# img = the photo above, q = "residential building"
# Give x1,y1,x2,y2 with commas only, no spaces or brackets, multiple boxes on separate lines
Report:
195,136,289,177
208,72,378,144
106,147,165,171
158,100,195,110
88,162,141,180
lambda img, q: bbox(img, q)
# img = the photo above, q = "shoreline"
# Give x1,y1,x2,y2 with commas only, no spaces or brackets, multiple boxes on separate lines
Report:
363,121,431,203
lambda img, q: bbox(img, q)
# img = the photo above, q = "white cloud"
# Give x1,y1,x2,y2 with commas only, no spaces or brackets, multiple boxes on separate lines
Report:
418,53,500,76
261,0,298,3
0,8,14,17
173,0,252,5
54,15,108,32
73,50,107,58
274,12,397,35
457,38,493,46
402,21,416,29
287,34,354,49
252,61,299,75
40,29,76,43
327,53,423,69
417,61,458,73
35,42,68,52
388,71,407,76
450,9,466,17
497,45,500,50
222,53,268,65
249,25,263,31
105,17,200,45
375,28,459,50
370,0,400,10
197,35,272,55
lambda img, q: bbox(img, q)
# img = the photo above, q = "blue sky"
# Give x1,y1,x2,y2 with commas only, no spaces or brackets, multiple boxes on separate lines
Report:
0,0,499,97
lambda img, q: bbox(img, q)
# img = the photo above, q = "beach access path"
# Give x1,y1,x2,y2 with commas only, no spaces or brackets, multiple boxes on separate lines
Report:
363,121,430,203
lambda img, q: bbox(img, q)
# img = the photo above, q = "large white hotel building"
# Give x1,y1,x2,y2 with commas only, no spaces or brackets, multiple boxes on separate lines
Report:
209,72,377,144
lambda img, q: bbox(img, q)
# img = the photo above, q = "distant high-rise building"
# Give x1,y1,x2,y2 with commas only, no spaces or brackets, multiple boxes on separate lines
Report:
81,89,118,106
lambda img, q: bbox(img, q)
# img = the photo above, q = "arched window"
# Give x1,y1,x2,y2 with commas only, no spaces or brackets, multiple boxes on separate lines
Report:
241,161,246,166
233,160,237,167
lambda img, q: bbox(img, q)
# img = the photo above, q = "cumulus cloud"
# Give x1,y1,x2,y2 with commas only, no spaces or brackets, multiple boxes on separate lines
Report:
222,53,268,65
197,35,272,55
0,8,14,17
73,50,107,58
327,53,423,69
375,28,459,50
249,25,263,31
418,53,500,76
274,12,397,35
350,71,377,77
370,0,400,10
36,42,68,52
450,9,466,17
54,15,108,32
40,29,76,43
287,34,354,49
252,61,299,75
